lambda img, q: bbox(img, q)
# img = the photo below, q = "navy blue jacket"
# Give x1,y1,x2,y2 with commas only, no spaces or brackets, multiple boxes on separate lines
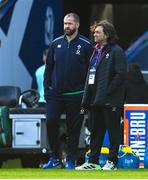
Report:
44,34,93,99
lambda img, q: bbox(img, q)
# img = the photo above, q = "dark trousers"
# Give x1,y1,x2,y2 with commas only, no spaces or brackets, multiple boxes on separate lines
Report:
45,97,83,162
88,106,121,165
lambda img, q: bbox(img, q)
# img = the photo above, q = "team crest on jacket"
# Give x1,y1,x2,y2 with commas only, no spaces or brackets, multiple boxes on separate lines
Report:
106,53,109,58
76,45,81,55
57,44,61,48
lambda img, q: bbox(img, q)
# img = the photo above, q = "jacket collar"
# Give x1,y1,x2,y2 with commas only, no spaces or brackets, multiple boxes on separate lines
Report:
89,42,115,62
64,33,79,43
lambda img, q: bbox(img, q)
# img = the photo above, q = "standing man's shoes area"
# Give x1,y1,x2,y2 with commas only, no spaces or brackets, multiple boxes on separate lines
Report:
40,158,117,170
75,162,101,170
101,160,117,170
40,157,75,169
40,157,62,169
65,159,75,169
75,160,117,170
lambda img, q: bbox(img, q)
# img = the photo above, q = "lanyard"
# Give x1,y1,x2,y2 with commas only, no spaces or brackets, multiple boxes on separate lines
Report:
90,44,103,65
97,47,103,63
88,47,103,85
90,47,103,68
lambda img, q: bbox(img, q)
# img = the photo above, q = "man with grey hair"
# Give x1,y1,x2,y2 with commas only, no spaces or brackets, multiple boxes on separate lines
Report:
41,13,93,169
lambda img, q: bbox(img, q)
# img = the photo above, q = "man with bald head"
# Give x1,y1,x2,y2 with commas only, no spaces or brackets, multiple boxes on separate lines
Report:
42,13,93,169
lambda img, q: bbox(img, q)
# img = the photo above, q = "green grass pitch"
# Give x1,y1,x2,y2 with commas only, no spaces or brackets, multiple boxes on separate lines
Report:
0,169,148,179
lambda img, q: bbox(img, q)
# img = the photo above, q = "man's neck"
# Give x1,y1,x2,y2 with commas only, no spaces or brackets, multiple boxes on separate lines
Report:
66,32,78,42
101,42,107,47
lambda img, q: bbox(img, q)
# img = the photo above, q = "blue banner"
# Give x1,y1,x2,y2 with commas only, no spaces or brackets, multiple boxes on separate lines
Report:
125,109,148,166
0,0,63,90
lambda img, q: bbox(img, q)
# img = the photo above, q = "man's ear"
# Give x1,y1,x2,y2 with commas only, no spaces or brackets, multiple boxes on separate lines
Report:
76,22,80,29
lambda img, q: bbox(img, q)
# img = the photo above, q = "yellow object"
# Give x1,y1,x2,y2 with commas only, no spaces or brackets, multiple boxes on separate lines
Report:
118,145,139,159
101,147,109,154
121,146,133,154
86,147,109,156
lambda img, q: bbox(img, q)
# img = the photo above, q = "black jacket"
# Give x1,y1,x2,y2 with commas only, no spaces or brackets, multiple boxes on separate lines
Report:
82,43,127,108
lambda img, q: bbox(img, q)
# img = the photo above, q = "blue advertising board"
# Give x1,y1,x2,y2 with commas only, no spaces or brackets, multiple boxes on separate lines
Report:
124,104,148,167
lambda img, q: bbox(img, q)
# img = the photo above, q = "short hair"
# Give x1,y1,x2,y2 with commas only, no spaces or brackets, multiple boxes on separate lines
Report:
64,12,80,23
90,20,119,42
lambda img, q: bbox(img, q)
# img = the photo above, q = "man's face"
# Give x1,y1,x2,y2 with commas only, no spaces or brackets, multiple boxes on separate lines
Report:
64,16,79,36
93,26,107,44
